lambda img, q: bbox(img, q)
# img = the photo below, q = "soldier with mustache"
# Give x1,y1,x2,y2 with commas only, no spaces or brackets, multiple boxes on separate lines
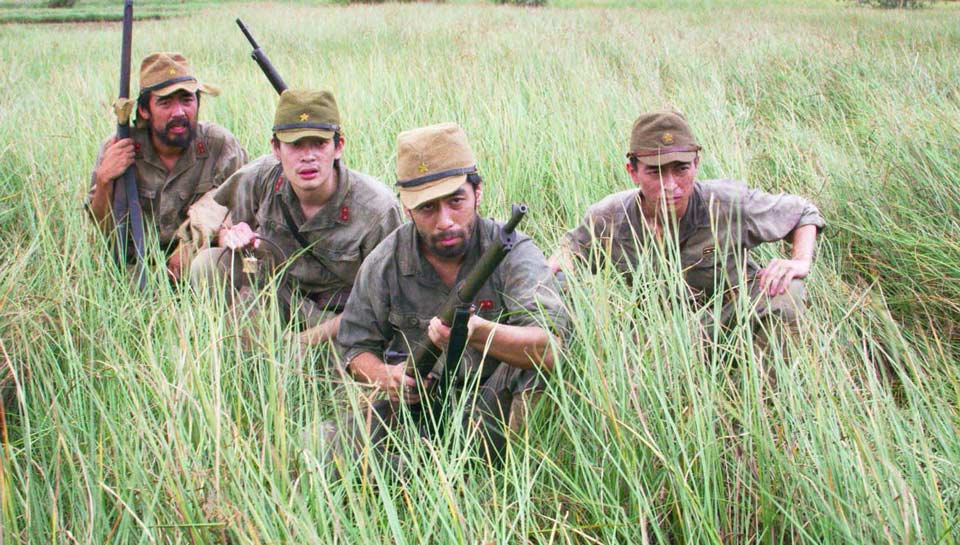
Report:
87,53,248,281
189,89,402,350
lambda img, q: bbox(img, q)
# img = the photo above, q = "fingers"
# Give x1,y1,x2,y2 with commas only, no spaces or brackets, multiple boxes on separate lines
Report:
427,316,450,348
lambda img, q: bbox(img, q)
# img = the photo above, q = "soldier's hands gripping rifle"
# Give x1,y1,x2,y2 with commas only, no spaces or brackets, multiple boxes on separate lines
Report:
112,0,147,290
236,18,287,95
407,204,528,399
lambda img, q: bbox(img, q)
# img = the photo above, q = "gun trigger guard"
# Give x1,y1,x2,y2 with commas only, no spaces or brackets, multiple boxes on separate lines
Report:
501,231,517,251
112,98,135,125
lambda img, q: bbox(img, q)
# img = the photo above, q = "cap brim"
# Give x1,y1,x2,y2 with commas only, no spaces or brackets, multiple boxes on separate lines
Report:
275,128,336,143
633,150,698,166
398,174,467,210
152,81,220,98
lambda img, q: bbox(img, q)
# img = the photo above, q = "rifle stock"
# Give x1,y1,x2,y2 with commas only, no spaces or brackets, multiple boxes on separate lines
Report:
111,0,146,289
407,204,528,390
236,18,288,95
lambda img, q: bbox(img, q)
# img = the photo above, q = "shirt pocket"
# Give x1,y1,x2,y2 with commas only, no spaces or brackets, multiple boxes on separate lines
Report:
137,188,159,218
387,309,430,356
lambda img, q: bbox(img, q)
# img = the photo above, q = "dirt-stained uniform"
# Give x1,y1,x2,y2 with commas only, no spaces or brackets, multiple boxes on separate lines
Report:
334,215,567,463
562,179,825,325
88,122,248,252
199,154,402,327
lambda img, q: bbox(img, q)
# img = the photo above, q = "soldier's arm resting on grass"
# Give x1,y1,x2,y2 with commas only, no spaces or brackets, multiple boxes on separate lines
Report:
740,184,825,296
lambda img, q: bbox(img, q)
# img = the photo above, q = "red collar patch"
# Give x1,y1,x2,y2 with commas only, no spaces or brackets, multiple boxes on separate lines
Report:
339,206,350,222
196,140,206,155
273,175,283,193
478,299,494,311
133,142,142,157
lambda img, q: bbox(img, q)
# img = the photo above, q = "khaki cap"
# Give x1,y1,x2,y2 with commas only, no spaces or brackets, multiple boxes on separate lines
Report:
138,52,219,98
627,111,701,166
396,122,477,210
273,89,341,143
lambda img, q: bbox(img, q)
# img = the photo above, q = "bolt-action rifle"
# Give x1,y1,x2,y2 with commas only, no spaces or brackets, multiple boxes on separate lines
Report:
408,204,529,399
236,18,288,95
112,0,147,289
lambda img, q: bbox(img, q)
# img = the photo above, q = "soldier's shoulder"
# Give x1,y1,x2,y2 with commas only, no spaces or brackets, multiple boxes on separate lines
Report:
696,179,750,202
345,168,396,206
197,121,241,144
360,221,409,267
584,188,638,220
231,154,281,186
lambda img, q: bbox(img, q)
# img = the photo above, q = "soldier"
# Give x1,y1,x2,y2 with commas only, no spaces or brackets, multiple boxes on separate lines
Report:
189,89,402,348
549,111,825,332
87,52,248,280
333,122,567,465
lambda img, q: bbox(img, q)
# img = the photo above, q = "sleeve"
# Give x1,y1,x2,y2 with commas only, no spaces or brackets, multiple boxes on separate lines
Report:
85,136,112,208
560,204,616,273
212,133,249,188
336,249,395,370
213,159,269,230
499,236,570,339
359,205,403,260
741,186,827,249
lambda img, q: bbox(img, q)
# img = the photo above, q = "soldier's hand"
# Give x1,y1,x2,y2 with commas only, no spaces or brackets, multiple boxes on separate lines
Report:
382,365,421,405
95,136,135,187
427,313,478,350
219,222,260,251
757,258,810,296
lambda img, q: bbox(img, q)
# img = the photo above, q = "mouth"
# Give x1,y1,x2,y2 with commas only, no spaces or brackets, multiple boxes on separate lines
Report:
297,167,319,180
434,230,465,247
166,119,189,135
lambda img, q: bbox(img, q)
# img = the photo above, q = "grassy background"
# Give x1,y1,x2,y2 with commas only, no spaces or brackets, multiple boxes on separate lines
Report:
2,1,959,543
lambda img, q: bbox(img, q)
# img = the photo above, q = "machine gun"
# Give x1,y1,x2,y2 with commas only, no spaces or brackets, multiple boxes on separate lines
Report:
408,204,528,399
236,18,288,95
112,0,147,289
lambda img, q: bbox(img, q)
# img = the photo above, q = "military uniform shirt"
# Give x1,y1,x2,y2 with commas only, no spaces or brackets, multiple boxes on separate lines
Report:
88,121,248,250
213,155,402,298
562,180,826,298
338,216,568,382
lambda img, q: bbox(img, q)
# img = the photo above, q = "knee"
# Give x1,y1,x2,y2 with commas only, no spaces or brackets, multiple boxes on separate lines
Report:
765,279,807,325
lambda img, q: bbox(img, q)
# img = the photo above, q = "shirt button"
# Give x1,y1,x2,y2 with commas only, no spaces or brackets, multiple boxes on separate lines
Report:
408,317,418,327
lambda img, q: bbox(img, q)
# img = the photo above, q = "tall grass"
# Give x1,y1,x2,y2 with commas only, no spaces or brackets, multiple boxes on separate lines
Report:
1,2,959,543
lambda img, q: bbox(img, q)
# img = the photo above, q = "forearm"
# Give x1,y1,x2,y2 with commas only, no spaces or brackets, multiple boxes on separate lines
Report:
789,224,817,263
468,318,558,371
299,314,343,345
348,351,393,386
88,176,115,232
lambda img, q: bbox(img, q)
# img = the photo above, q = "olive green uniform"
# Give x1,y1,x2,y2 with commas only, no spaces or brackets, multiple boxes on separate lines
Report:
335,215,567,463
562,179,826,325
88,122,248,252
193,154,402,328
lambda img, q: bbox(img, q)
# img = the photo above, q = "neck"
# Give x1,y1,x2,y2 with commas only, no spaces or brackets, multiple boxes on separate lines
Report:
638,196,686,229
150,134,186,170
423,249,464,289
291,169,339,216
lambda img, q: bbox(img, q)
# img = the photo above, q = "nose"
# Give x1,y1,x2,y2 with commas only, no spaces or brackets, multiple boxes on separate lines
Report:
171,101,186,117
436,203,455,229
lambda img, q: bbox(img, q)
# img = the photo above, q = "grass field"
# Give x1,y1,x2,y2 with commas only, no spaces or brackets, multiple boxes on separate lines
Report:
2,1,959,543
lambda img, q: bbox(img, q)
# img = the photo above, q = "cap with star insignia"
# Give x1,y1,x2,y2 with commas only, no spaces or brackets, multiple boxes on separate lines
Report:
272,89,341,143
627,111,701,167
395,122,477,209
138,52,219,99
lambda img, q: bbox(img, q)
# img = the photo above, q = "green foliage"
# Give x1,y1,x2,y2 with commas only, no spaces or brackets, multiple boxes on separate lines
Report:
846,0,929,7
2,2,960,543
492,0,547,6
47,0,77,8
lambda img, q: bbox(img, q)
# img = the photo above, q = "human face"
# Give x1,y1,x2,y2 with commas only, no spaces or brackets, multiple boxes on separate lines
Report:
627,156,699,218
406,182,481,261
139,90,199,149
272,136,343,194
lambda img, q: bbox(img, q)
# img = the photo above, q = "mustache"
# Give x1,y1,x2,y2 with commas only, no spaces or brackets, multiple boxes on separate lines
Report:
429,228,466,244
164,118,190,131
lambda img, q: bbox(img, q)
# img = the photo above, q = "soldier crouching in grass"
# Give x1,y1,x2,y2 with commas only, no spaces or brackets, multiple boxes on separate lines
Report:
87,52,248,281
549,111,826,345
320,122,567,472
188,89,402,351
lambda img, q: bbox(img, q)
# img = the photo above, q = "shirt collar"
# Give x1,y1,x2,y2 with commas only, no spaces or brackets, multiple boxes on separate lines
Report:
276,161,354,230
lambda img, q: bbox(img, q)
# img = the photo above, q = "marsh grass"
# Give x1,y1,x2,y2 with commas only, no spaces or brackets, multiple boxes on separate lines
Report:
1,2,959,543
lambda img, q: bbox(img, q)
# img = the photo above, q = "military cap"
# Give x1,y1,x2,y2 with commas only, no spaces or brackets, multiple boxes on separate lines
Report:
273,89,341,143
627,111,701,166
396,122,477,210
138,52,219,98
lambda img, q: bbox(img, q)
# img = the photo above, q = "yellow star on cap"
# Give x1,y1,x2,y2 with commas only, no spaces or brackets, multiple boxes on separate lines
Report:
299,113,310,122
418,162,429,174
168,68,177,76
662,133,674,145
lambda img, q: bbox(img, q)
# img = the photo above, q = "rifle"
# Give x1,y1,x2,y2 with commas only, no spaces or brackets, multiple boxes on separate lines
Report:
111,0,147,289
236,18,288,95
407,204,529,398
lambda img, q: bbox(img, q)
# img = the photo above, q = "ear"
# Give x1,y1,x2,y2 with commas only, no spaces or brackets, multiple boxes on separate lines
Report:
271,138,282,161
473,184,482,207
626,161,642,186
403,206,413,221
137,102,151,121
333,135,345,160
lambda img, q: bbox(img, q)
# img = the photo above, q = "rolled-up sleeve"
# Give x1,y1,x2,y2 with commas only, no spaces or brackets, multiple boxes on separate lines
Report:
500,237,570,339
742,187,826,248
